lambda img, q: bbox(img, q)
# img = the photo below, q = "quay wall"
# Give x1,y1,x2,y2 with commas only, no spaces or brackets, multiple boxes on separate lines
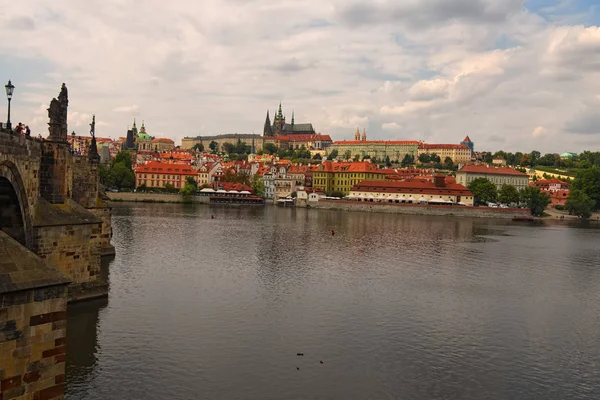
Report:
311,200,531,219
106,192,210,204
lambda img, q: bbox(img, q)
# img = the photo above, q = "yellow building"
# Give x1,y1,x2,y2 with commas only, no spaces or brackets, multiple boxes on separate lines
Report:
328,128,419,161
312,161,386,195
181,134,263,152
417,143,472,165
456,165,529,191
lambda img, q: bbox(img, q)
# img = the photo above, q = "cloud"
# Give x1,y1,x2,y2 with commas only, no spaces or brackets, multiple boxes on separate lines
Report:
113,105,139,113
1,0,600,152
382,122,402,131
532,126,547,137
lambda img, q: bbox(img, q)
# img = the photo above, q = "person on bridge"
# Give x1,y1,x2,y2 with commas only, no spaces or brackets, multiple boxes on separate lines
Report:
25,126,31,136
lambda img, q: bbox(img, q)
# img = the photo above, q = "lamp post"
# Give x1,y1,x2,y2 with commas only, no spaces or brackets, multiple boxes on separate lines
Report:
5,80,14,131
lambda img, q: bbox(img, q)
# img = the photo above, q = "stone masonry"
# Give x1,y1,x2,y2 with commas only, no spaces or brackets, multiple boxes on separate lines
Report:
0,231,70,400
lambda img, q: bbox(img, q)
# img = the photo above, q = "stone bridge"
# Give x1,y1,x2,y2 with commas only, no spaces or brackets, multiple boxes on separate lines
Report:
0,83,114,302
0,84,114,400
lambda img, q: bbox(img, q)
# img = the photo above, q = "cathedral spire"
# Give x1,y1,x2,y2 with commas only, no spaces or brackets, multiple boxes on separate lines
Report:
277,102,283,119
362,128,367,142
263,110,273,137
355,127,360,141
291,111,295,127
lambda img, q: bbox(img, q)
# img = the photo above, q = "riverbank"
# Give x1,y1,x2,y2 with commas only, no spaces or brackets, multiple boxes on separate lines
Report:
310,200,531,219
107,192,210,204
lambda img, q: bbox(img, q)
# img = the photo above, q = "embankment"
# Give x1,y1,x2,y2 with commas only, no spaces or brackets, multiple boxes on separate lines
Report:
106,192,209,204
311,200,531,219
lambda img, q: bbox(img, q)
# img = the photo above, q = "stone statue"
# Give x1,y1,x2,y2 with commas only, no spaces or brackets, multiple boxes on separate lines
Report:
90,115,96,138
47,83,69,141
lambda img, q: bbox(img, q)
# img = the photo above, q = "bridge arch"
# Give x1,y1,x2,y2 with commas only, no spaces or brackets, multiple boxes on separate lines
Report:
0,160,34,249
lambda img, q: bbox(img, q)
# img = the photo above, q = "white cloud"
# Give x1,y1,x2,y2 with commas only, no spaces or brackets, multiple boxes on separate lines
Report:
532,126,547,137
1,0,599,151
382,122,402,131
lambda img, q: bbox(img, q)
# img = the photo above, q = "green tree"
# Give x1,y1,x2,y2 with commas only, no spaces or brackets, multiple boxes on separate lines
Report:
353,154,360,162
109,162,135,190
137,183,147,192
520,153,531,167
209,141,218,152
418,153,431,164
401,154,414,167
468,178,498,204
251,175,265,197
263,143,278,155
327,149,339,160
186,176,197,188
344,150,352,161
179,183,196,202
385,155,392,167
530,150,541,166
565,189,595,219
430,153,441,163
113,151,133,170
443,156,454,170
329,190,345,198
164,183,177,193
191,143,204,152
99,164,111,187
520,187,551,216
484,153,494,164
313,153,323,160
222,142,235,154
571,167,600,210
498,184,520,205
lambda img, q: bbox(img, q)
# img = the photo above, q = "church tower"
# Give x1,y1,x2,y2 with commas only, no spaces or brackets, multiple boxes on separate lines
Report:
354,127,360,141
263,110,273,137
273,102,285,136
362,128,367,142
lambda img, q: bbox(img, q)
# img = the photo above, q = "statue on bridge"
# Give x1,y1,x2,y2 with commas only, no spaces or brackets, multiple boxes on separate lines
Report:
88,115,100,163
47,83,69,141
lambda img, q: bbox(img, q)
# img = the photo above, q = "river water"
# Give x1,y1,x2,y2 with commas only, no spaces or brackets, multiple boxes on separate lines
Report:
66,204,600,400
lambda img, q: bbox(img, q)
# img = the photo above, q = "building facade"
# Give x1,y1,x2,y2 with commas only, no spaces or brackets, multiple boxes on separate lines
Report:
135,161,197,189
349,178,474,205
312,161,386,195
456,165,529,190
263,103,316,137
329,129,419,162
181,133,263,153
417,143,472,165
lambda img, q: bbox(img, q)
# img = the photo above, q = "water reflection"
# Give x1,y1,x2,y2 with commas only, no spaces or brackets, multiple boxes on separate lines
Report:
65,204,600,400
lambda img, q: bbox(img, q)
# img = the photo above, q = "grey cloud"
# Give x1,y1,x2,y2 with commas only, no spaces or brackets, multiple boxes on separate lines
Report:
7,16,35,30
335,0,523,28
565,111,600,135
488,134,506,143
274,58,316,72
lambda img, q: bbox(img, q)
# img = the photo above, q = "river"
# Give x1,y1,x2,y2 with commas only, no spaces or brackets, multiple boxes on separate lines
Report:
66,203,600,399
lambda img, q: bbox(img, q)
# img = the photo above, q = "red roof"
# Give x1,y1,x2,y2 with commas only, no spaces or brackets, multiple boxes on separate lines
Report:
352,179,472,196
534,179,568,185
419,143,470,150
219,182,253,193
275,134,333,142
458,165,527,176
333,140,420,145
135,161,196,176
463,136,472,143
152,138,174,143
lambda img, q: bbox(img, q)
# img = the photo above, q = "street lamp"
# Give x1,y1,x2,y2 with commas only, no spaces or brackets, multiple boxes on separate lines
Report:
5,80,15,131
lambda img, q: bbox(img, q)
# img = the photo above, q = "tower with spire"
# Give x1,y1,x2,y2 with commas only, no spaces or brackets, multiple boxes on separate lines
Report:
263,110,273,137
362,128,367,142
354,127,360,141
273,102,285,135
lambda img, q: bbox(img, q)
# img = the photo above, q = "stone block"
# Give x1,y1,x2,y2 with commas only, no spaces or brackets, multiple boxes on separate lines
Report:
1,374,22,391
2,385,25,399
29,312,66,327
41,346,65,359
32,383,64,400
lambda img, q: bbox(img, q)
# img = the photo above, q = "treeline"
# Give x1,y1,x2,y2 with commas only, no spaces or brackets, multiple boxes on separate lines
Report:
485,150,600,169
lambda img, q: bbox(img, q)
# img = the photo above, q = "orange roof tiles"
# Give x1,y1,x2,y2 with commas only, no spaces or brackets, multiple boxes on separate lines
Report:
419,143,470,149
152,138,174,143
458,165,527,176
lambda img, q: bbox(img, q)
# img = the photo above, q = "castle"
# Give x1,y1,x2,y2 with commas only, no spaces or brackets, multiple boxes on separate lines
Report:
263,103,316,137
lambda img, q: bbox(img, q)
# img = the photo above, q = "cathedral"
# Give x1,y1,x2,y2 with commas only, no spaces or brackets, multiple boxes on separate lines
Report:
263,103,316,137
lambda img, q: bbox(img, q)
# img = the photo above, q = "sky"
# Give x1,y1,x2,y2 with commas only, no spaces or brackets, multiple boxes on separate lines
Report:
2,0,600,153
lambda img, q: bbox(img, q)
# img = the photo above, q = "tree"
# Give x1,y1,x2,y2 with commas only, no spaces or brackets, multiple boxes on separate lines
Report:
344,150,352,161
191,143,204,152
113,151,133,170
430,153,441,163
443,156,454,170
571,167,600,210
353,154,360,162
565,190,595,219
137,183,147,192
209,141,218,152
498,184,520,205
179,183,196,201
401,154,414,167
520,153,531,167
291,191,297,198
109,162,135,190
313,153,323,160
251,175,265,198
530,150,541,166
385,155,392,167
418,153,431,164
484,153,494,164
329,190,345,198
222,142,235,154
520,187,551,216
468,178,498,204
164,183,177,193
264,143,278,155
186,176,197,188
327,149,339,160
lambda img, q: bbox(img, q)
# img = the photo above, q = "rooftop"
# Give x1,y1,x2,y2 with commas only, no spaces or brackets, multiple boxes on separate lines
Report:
458,164,528,176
